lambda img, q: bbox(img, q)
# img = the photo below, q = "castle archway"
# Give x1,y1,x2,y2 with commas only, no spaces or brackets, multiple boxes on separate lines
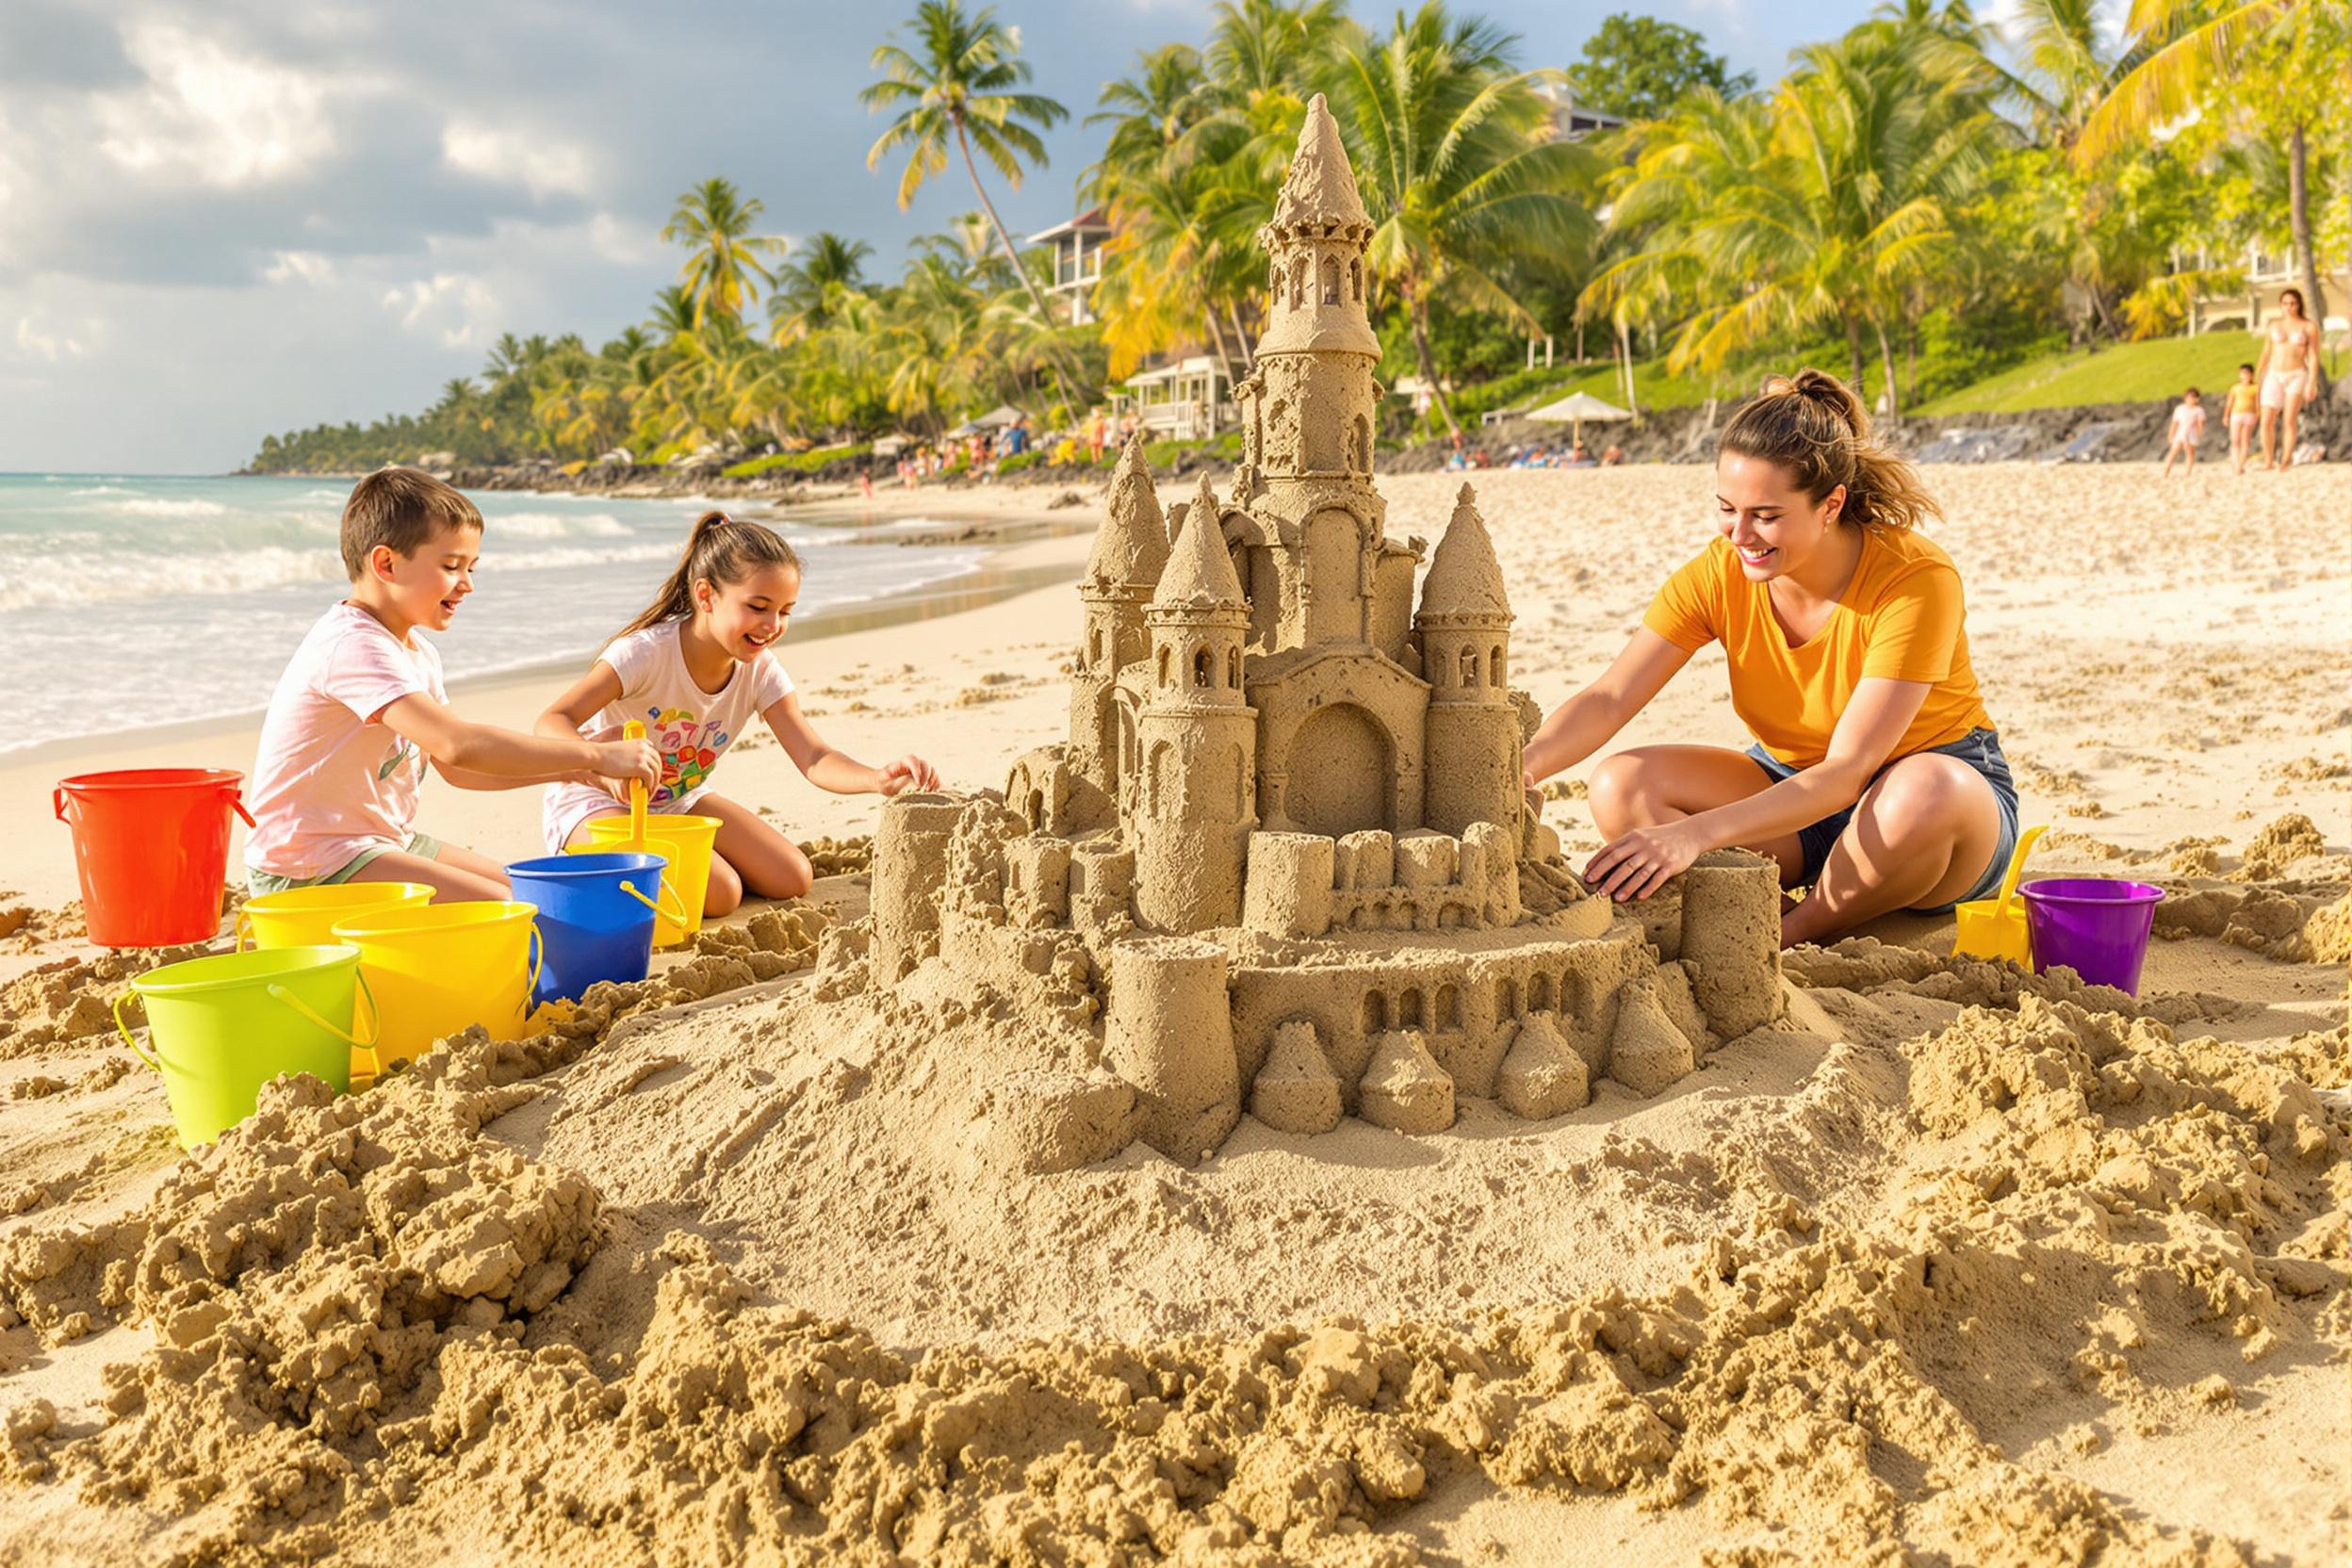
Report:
1286,702,1391,837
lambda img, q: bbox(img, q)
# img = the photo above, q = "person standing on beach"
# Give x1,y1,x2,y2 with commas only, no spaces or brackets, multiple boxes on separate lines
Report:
2225,364,2261,473
2253,286,2320,470
537,511,938,916
2162,386,2205,477
1520,369,2017,948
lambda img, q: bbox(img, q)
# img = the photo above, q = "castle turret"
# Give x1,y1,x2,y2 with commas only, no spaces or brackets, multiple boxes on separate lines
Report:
1237,93,1385,652
1069,435,1169,812
1134,475,1258,932
1417,483,1520,837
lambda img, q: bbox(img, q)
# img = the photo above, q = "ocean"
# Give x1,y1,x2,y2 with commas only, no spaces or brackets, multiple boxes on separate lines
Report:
0,473,988,756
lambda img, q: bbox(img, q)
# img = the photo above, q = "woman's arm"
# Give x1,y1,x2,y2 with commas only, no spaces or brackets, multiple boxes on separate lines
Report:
1584,676,1930,900
762,692,939,795
1521,629,1693,787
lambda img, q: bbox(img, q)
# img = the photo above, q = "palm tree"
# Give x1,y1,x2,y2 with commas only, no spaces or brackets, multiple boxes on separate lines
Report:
861,0,1070,327
768,233,876,344
1320,3,1597,437
2077,0,2342,369
660,177,789,327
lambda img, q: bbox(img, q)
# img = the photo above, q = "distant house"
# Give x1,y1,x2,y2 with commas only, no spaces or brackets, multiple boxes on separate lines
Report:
2185,244,2350,335
1529,82,1625,141
1026,207,1114,326
1109,354,1233,440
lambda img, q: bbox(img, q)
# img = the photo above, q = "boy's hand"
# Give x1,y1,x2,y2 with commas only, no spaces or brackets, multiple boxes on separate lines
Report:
875,755,939,796
596,737,662,791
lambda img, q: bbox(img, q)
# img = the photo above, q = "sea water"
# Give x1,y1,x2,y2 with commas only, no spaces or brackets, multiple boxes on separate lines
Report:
0,473,986,756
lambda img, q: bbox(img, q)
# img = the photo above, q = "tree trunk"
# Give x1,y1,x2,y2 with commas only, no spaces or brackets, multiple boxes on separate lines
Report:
1412,295,1462,438
953,117,1089,396
1617,316,1641,420
1226,302,1256,369
1874,318,1902,421
1845,318,1867,400
2287,121,2331,396
1202,311,1240,404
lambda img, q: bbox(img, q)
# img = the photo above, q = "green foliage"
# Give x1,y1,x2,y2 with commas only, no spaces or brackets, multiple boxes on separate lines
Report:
1564,13,1754,121
721,442,873,478
994,449,1042,474
1914,331,2330,414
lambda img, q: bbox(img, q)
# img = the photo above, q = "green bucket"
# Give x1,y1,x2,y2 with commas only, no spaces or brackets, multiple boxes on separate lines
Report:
117,944,378,1149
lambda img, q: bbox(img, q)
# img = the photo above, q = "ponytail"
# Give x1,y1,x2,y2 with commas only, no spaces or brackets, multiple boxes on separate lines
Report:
1719,368,1940,532
612,510,803,645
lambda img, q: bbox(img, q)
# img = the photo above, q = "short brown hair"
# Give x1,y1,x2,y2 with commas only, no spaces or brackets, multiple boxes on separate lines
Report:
339,466,482,579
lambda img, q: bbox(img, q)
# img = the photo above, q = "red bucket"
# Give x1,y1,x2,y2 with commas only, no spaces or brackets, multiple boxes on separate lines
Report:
54,769,255,948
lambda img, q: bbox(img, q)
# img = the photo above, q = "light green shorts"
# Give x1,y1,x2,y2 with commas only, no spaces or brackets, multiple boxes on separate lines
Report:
247,832,445,895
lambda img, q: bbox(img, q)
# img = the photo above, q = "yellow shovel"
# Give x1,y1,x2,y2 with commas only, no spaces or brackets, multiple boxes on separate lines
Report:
623,718,649,846
1952,825,2046,965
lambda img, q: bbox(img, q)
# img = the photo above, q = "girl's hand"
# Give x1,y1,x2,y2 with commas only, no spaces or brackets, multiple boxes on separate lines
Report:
875,755,939,796
596,737,662,791
1583,820,1707,903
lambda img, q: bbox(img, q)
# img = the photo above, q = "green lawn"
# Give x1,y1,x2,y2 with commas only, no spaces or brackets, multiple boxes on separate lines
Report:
1913,333,2339,416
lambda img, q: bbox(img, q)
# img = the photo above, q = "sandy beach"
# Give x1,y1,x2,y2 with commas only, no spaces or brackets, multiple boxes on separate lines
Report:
1,462,2345,1564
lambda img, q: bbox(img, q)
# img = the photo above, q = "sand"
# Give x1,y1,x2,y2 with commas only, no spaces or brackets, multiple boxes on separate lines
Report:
0,463,2344,1564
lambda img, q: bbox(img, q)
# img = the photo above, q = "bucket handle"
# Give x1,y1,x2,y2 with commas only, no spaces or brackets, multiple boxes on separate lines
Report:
112,991,160,1074
519,922,545,1022
265,971,382,1053
234,910,254,953
53,786,70,825
617,877,689,926
226,788,258,830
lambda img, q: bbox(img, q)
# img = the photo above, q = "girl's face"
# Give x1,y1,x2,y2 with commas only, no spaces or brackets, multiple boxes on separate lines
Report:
1715,452,1844,584
696,564,798,662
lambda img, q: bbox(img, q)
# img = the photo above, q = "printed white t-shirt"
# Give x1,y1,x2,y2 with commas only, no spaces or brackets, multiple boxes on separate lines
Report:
541,621,793,850
245,603,446,881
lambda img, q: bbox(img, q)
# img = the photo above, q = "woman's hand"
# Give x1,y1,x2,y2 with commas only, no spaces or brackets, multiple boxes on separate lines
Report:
875,755,939,796
1583,819,1708,903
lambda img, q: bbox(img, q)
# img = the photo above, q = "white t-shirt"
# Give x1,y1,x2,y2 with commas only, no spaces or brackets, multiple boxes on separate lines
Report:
246,603,447,880
541,621,793,849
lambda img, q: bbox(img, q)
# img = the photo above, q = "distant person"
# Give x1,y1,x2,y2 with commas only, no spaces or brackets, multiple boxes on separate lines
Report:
2224,363,2261,474
858,469,876,502
1087,409,1107,463
2162,386,2205,477
243,467,660,901
2253,286,2320,471
1566,441,1594,468
1522,369,2017,947
536,512,938,917
1601,443,1626,466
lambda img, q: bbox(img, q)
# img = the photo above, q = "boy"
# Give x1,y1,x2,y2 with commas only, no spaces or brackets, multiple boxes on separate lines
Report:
2225,363,2260,473
2162,385,2204,477
243,467,659,900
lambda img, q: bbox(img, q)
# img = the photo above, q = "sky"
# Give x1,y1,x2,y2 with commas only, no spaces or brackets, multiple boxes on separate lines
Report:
0,0,1879,474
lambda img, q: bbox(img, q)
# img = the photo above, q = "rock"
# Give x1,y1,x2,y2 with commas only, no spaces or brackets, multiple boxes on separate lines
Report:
1359,1030,1453,1134
1496,1012,1588,1120
1609,978,1696,1097
1250,1021,1342,1135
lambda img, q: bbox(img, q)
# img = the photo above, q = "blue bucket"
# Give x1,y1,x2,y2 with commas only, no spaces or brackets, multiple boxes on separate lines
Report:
504,852,677,1004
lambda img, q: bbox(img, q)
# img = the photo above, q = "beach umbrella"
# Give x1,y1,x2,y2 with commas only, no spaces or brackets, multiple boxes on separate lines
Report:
1527,390,1631,444
972,404,1027,430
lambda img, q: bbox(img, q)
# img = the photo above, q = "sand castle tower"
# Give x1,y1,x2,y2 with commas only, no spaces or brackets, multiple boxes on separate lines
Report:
1135,475,1259,930
1067,437,1168,828
1417,484,1520,837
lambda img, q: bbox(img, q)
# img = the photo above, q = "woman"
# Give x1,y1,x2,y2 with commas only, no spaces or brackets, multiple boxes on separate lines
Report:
1521,369,2018,947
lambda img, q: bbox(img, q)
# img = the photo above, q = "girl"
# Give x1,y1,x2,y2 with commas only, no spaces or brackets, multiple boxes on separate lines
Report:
1521,369,2018,948
538,511,939,915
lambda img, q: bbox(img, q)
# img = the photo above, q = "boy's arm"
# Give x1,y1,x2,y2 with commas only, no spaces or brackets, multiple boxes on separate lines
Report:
380,694,658,790
761,692,939,796
531,662,634,801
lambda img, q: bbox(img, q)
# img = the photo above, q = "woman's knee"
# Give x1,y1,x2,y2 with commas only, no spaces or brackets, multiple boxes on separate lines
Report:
1587,751,1665,835
1854,756,1988,845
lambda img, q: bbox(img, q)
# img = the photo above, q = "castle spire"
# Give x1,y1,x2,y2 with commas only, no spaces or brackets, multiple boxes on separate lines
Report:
1154,475,1245,608
1274,94,1372,233
1087,433,1170,588
1418,482,1510,620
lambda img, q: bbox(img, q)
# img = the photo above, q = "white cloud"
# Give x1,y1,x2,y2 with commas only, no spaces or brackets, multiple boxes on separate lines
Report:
441,120,598,200
14,311,98,362
263,249,335,286
382,272,500,350
92,23,335,188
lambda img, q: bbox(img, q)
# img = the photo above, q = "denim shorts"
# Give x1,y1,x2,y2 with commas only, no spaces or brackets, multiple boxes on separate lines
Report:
247,831,444,895
1744,727,2020,915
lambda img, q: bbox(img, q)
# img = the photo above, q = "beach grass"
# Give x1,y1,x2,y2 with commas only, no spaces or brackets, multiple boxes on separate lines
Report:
1912,331,2341,415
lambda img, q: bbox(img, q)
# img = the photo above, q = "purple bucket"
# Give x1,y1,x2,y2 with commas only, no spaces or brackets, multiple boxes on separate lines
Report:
2018,877,2166,995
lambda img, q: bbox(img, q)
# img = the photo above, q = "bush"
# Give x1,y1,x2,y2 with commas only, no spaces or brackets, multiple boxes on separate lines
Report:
721,442,872,479
996,450,1041,475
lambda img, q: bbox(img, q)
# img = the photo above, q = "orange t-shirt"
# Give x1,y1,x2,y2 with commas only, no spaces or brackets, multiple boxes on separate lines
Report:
1643,528,1994,769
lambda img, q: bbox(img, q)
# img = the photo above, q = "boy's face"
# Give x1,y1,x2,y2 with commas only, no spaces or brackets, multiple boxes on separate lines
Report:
2185,390,2199,403
367,522,481,632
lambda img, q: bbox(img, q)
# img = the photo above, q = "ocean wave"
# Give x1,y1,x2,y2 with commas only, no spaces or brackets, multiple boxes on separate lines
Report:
121,497,230,518
492,511,633,540
72,484,135,496
0,539,692,610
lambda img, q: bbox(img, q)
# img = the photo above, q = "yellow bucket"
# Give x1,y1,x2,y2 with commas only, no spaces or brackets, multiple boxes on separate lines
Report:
237,882,434,951
330,900,542,1080
1952,825,2046,966
580,814,720,947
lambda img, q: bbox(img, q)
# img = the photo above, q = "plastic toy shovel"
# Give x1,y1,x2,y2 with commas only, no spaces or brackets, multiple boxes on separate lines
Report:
1951,825,2046,965
623,719,649,848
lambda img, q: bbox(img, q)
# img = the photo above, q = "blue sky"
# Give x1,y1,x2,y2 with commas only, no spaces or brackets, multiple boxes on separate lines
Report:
0,0,1879,473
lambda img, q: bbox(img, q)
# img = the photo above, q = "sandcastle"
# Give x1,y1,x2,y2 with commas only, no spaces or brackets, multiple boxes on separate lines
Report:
821,96,1784,1161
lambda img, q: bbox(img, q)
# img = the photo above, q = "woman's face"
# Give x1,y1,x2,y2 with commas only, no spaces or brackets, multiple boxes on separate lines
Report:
1715,451,1845,583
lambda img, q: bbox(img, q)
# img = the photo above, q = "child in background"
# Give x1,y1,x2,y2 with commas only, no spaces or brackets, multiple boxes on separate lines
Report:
244,467,660,901
2225,364,2261,474
537,511,939,916
2162,386,2205,477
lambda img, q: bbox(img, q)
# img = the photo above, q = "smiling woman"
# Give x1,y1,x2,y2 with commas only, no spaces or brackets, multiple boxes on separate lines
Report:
1520,368,2018,947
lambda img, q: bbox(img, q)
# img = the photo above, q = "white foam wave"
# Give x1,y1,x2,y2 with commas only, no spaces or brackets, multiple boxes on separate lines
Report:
121,497,229,518
0,539,687,611
72,484,135,496
492,511,632,540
